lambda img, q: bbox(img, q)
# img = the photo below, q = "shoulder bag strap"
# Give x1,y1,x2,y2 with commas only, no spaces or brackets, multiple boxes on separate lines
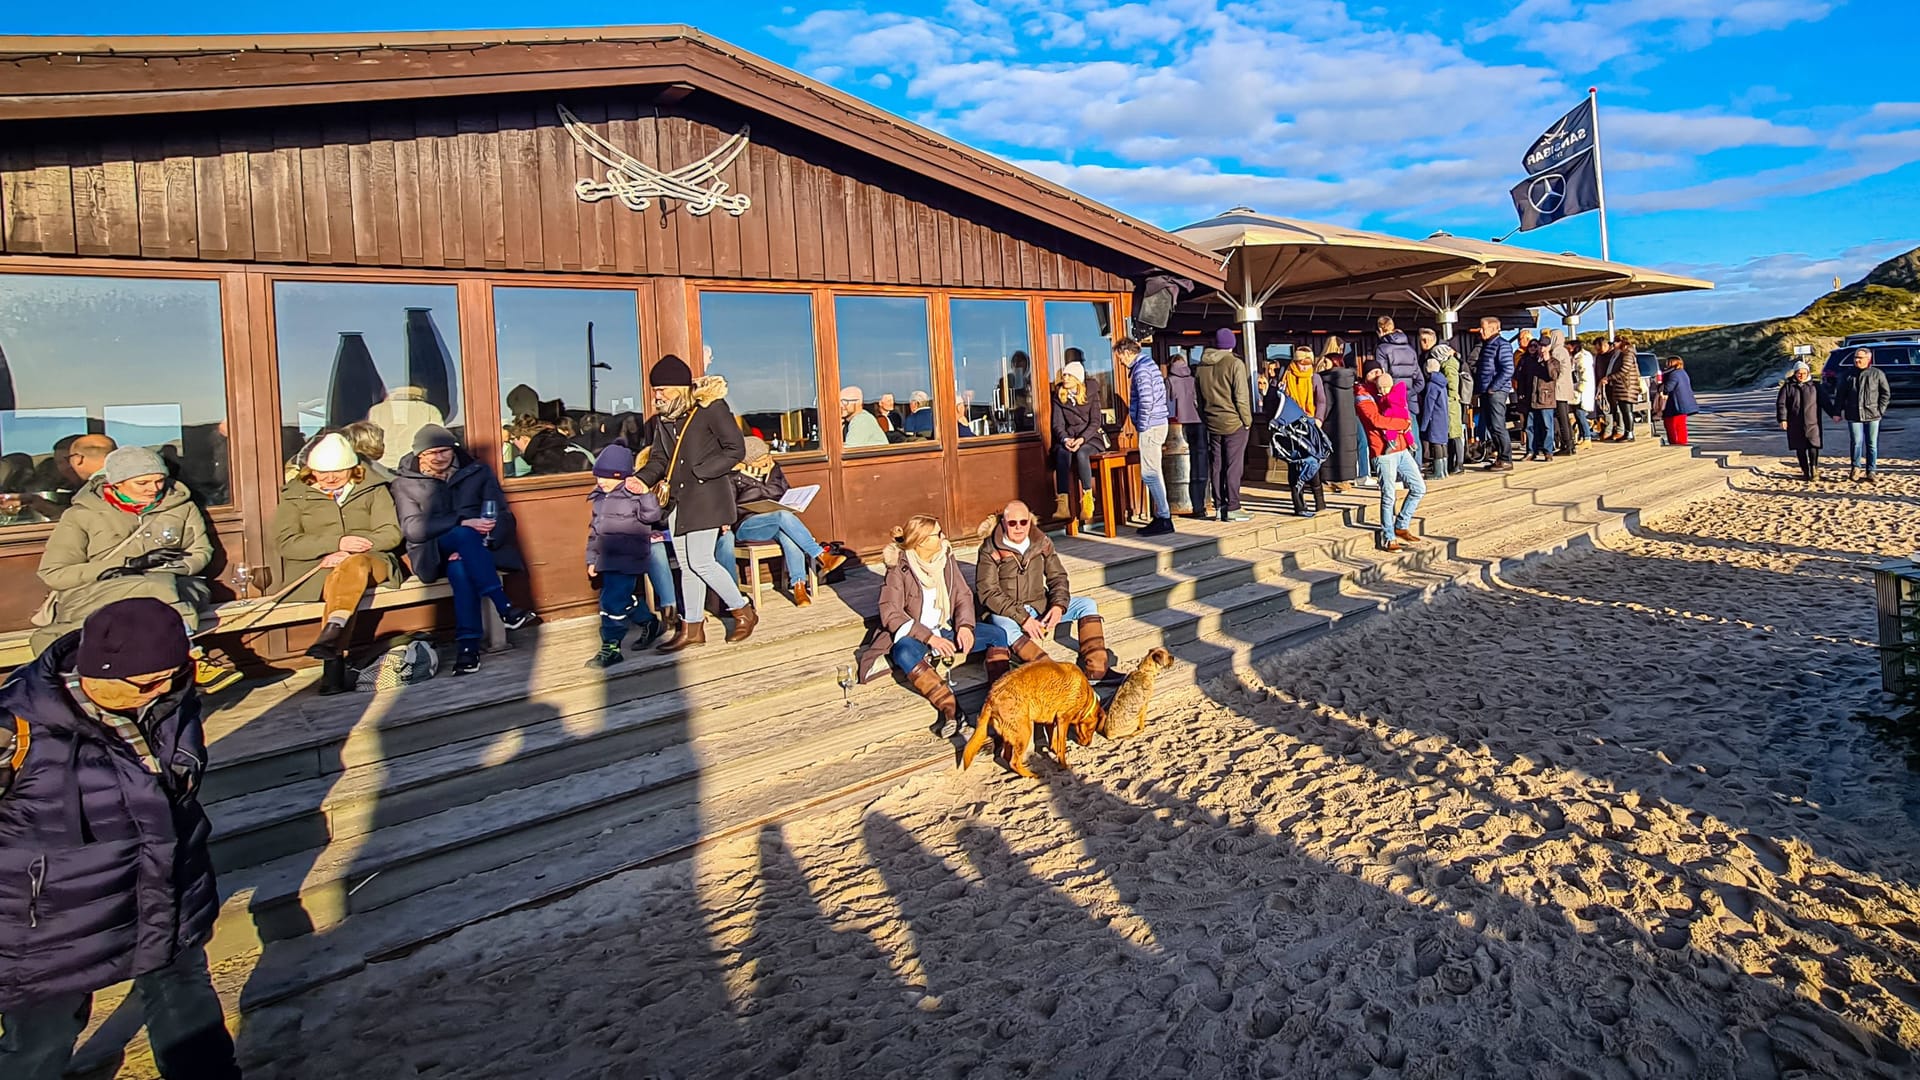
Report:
661,405,701,489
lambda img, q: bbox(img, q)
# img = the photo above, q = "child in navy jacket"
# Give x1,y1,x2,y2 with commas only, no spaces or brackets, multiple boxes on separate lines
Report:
585,442,666,668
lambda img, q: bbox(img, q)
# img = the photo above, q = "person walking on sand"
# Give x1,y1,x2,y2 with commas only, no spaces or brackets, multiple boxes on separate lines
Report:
1776,361,1825,481
1356,367,1426,552
1194,329,1253,524
1474,316,1516,471
1123,338,1177,536
1830,347,1891,483
1659,357,1699,447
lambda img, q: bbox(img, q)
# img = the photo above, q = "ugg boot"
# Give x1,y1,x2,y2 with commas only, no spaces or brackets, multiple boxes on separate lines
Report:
985,646,1013,683
657,618,707,653
317,657,352,696
726,603,758,643
1079,489,1096,521
906,661,961,737
1010,634,1047,663
1053,493,1072,521
1076,615,1111,682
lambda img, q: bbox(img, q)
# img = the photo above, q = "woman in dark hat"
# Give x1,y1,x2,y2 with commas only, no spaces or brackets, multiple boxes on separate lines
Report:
634,355,756,651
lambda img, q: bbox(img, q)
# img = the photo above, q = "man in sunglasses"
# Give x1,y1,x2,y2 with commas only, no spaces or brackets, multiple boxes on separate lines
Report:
0,598,238,1079
974,500,1113,683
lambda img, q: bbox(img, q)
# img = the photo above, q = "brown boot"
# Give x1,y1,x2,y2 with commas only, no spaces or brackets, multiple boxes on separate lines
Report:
1076,615,1111,682
815,552,848,579
792,581,811,607
726,603,758,643
1010,634,1046,663
657,617,707,653
985,646,1013,683
906,661,960,737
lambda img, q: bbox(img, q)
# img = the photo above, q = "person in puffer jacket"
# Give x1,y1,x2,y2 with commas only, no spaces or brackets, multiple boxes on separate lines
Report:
0,599,239,1080
582,442,665,669
1125,338,1175,534
1373,316,1426,465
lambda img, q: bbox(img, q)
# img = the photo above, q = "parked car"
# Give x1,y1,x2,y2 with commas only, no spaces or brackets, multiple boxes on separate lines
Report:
1820,339,1920,407
1841,329,1920,347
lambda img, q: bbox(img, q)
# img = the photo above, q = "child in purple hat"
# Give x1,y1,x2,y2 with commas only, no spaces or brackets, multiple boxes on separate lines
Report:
583,442,666,668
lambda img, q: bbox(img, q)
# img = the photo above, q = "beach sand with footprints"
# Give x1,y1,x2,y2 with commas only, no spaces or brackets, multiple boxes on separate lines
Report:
233,413,1920,1079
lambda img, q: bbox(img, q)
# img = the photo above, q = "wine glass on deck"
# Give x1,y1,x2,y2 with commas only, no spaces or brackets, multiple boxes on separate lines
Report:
232,562,253,600
835,663,856,709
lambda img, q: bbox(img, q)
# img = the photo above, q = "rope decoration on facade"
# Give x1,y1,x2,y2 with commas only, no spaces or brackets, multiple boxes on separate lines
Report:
558,104,752,216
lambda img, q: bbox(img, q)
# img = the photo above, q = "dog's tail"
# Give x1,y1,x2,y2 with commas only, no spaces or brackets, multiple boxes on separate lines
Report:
961,699,995,769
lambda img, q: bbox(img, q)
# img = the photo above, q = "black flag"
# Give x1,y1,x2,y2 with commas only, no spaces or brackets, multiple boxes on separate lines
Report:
1510,148,1600,232
1522,98,1596,176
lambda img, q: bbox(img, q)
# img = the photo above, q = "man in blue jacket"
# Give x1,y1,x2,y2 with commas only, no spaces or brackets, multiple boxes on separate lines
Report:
1124,338,1176,535
0,598,239,1080
1473,315,1516,471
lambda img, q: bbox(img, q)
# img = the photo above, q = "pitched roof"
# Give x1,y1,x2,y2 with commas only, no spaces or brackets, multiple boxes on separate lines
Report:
0,27,1223,286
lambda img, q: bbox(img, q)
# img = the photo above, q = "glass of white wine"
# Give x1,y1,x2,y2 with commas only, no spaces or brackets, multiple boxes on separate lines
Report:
232,562,253,600
835,663,856,708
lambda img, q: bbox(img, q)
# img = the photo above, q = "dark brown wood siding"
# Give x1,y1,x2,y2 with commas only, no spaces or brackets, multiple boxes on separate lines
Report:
1,93,1137,292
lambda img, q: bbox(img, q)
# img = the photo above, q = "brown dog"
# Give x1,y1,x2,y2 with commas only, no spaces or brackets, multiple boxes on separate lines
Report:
1100,647,1175,739
961,659,1103,777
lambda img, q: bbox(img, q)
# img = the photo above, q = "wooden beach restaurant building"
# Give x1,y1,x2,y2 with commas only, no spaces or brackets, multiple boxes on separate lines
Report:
0,27,1227,640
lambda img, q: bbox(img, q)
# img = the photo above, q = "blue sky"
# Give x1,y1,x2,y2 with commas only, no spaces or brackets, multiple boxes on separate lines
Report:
9,0,1919,328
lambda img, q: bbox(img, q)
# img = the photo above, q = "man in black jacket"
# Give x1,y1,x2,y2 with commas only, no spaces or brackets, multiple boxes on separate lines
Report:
1831,348,1893,482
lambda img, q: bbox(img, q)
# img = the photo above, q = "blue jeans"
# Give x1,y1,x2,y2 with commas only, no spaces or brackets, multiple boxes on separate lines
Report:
1528,406,1556,456
0,945,239,1080
1849,420,1881,472
1374,448,1426,546
1577,409,1594,440
439,525,510,644
1355,422,1372,479
645,538,677,612
596,571,659,646
726,510,823,582
986,597,1100,643
1479,392,1512,463
889,622,1009,672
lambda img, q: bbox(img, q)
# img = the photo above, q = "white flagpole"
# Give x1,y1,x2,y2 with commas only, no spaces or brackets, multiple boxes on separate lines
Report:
1588,86,1615,338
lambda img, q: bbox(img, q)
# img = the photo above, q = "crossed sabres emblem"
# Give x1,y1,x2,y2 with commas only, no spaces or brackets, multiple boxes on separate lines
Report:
558,104,754,216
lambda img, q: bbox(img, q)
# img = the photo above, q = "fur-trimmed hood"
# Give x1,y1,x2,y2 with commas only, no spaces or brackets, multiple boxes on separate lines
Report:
977,514,1057,563
693,374,728,407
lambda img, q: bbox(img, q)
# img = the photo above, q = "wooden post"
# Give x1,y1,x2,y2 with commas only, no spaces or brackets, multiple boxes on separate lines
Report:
1875,559,1917,695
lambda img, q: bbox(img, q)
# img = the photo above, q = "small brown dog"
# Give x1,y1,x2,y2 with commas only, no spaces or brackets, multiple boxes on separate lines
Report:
961,659,1103,777
1100,647,1175,739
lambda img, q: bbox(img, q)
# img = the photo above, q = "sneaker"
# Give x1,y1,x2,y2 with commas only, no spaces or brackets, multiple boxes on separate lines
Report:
585,644,623,669
1355,478,1379,489
193,658,243,694
453,646,481,675
499,606,541,632
1136,517,1176,537
1223,510,1253,523
630,617,664,650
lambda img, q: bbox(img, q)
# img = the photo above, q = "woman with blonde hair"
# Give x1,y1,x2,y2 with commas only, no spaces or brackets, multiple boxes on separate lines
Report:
1050,359,1105,523
273,432,404,693
854,514,1008,738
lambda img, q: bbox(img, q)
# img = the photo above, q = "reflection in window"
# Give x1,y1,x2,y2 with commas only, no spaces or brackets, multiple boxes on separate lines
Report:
1045,301,1116,424
700,291,819,453
0,275,229,526
275,282,462,473
950,299,1035,437
835,295,934,449
494,287,641,478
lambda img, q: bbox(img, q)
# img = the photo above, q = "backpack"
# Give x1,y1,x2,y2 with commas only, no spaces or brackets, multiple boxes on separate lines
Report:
354,636,441,692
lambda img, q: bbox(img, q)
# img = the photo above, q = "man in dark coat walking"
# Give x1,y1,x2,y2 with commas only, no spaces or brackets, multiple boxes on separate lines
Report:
1830,347,1892,482
0,599,240,1080
1776,361,1824,480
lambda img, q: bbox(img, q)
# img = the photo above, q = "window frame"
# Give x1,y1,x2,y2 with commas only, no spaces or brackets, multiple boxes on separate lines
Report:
944,292,1046,450
488,282,648,491
829,290,944,461
693,285,827,461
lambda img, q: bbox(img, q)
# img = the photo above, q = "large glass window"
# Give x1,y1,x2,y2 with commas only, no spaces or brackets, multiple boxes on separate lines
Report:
700,291,819,453
0,275,229,526
275,282,463,473
834,295,934,449
494,287,640,478
949,299,1035,437
1044,301,1117,425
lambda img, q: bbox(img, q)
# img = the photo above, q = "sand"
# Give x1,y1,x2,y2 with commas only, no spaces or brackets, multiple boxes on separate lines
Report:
231,419,1920,1079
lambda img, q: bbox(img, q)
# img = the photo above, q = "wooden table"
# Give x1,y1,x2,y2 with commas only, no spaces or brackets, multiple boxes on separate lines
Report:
1068,450,1142,539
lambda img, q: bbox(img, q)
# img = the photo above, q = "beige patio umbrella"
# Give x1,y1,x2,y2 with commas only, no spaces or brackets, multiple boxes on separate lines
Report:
1418,234,1711,339
1172,208,1480,368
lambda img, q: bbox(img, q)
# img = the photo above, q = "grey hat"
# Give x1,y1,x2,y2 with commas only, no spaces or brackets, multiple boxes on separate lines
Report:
101,446,169,485
412,425,460,453
1793,360,1810,374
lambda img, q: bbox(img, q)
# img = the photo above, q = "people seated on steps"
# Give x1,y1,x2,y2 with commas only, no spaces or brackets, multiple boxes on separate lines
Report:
634,356,757,652
273,432,407,696
714,435,847,608
854,515,1009,740
973,500,1113,684
392,425,540,677
581,441,666,670
31,446,239,693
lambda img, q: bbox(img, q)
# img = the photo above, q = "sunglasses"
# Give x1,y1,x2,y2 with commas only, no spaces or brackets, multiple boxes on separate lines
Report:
1004,518,1031,527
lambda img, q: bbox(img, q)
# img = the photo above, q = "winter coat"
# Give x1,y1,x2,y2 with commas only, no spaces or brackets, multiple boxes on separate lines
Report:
1127,351,1171,430
1433,345,1465,440
33,477,216,652
1518,347,1559,411
634,376,746,535
1321,365,1359,481
272,472,405,602
1605,346,1642,403
1550,344,1576,403
1051,394,1106,455
1418,372,1451,445
1574,350,1597,412
520,428,591,476
730,460,789,525
1660,367,1700,417
1374,331,1426,398
1193,347,1252,435
855,541,976,682
1356,381,1416,458
1165,357,1202,425
973,519,1072,624
1475,334,1516,396
1776,379,1824,450
391,450,523,584
586,484,665,577
1835,364,1892,423
0,634,219,1012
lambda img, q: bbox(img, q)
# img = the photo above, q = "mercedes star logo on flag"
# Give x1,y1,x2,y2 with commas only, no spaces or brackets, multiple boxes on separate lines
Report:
1527,173,1568,214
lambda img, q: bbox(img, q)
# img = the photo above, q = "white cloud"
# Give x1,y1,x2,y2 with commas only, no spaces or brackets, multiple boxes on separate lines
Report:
1474,0,1832,70
1626,240,1919,327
